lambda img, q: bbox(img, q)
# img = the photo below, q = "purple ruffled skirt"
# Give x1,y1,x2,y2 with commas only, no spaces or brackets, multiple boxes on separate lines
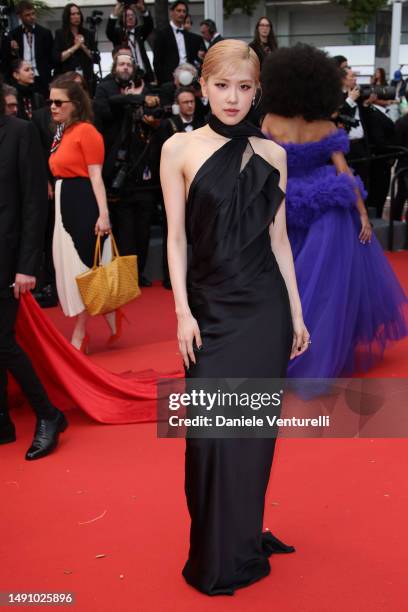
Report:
286,170,408,378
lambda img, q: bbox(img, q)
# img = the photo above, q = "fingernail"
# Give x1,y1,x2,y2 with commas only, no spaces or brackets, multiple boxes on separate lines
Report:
298,347,301,351
198,345,203,351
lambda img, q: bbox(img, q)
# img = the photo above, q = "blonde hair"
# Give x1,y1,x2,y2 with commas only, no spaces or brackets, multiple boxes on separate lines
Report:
201,39,260,85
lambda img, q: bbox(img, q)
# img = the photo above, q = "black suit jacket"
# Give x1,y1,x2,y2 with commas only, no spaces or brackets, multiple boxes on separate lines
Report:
209,33,223,47
10,24,54,91
153,25,203,85
362,105,395,152
0,115,48,296
106,13,154,82
52,28,97,90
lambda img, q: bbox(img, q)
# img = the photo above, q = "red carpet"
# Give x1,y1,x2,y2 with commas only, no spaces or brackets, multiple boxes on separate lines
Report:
1,252,407,611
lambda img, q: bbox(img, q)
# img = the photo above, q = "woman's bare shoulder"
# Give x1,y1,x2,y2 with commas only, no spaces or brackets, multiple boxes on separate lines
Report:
249,136,287,170
161,129,205,160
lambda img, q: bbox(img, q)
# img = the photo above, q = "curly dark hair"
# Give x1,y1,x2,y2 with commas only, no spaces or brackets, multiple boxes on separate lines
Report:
260,44,343,121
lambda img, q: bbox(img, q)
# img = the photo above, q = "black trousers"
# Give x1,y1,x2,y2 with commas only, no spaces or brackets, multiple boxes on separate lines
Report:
393,171,408,221
347,138,370,193
110,195,156,275
367,159,392,218
39,198,56,288
0,296,55,418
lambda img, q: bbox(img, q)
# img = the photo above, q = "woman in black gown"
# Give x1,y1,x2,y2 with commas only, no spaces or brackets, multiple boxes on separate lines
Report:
160,39,310,596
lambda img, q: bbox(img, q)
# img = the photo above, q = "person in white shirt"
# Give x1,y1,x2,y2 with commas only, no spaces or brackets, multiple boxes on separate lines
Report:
10,0,54,97
153,1,203,85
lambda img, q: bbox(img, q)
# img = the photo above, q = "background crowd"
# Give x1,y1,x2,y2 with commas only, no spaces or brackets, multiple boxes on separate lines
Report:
1,1,407,309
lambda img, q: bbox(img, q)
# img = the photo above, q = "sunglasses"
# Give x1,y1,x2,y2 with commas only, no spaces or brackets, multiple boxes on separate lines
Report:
47,99,71,107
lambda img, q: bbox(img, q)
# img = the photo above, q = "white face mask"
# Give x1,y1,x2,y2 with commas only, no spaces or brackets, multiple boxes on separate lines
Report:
178,70,194,86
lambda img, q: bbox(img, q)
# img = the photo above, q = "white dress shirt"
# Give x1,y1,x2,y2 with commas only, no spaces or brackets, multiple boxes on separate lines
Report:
170,20,187,64
345,96,364,140
23,26,39,76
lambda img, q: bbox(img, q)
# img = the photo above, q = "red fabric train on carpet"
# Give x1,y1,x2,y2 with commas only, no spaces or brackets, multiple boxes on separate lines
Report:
11,293,183,424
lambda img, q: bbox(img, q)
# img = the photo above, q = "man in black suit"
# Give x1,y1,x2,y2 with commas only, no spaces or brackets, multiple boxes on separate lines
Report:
153,0,203,86
10,0,54,97
106,0,154,83
157,86,204,141
362,93,396,218
0,87,67,460
200,19,223,48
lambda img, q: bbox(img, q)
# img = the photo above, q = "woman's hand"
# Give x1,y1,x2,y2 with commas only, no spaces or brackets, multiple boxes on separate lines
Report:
290,315,310,359
95,212,111,236
359,213,372,244
177,312,202,369
74,34,84,47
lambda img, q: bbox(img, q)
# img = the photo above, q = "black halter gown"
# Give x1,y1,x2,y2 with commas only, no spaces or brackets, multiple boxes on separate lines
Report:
182,116,295,596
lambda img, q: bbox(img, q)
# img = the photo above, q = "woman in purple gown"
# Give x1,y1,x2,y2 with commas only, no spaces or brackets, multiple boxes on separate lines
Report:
261,44,408,378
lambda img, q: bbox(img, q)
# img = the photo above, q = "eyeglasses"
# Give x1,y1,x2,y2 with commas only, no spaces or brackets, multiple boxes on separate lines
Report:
47,99,71,107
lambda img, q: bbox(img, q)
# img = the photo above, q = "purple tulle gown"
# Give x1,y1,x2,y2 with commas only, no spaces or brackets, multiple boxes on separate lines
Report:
268,128,408,377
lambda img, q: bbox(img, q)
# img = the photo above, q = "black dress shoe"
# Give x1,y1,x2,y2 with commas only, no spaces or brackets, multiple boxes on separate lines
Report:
25,410,68,461
0,413,16,445
140,275,152,287
162,279,172,290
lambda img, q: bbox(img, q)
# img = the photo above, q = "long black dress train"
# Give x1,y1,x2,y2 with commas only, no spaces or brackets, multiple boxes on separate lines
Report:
182,115,295,596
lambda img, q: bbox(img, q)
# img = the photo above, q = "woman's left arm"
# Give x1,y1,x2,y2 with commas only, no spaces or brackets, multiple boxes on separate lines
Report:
267,146,310,358
88,164,111,235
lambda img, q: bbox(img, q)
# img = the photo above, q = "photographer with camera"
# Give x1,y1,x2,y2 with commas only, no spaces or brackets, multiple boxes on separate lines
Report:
106,1,154,83
93,53,162,287
338,67,370,190
53,3,99,95
363,89,396,218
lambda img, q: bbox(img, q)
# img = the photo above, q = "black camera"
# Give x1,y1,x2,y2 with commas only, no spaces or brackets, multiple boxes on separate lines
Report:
359,84,396,102
86,10,103,30
111,163,128,192
336,114,360,133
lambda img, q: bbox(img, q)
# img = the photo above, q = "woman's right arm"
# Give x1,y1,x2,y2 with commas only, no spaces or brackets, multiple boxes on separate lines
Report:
160,135,202,368
331,151,372,243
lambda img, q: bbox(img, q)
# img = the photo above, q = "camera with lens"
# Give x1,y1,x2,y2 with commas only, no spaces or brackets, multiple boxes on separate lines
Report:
86,9,103,30
359,84,396,102
335,113,360,133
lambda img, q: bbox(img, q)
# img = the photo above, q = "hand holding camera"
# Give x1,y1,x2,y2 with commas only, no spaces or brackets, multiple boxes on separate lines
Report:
348,85,360,102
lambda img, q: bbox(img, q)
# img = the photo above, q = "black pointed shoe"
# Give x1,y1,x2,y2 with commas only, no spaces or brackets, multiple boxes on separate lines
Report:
0,413,16,445
25,410,68,461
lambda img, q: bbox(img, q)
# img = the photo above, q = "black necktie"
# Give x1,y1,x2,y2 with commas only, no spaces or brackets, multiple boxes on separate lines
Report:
176,28,184,34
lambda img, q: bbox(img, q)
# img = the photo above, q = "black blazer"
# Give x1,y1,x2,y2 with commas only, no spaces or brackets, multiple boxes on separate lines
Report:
52,28,97,90
153,25,203,85
362,105,395,152
106,13,154,82
0,115,48,296
10,24,54,91
209,33,223,47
